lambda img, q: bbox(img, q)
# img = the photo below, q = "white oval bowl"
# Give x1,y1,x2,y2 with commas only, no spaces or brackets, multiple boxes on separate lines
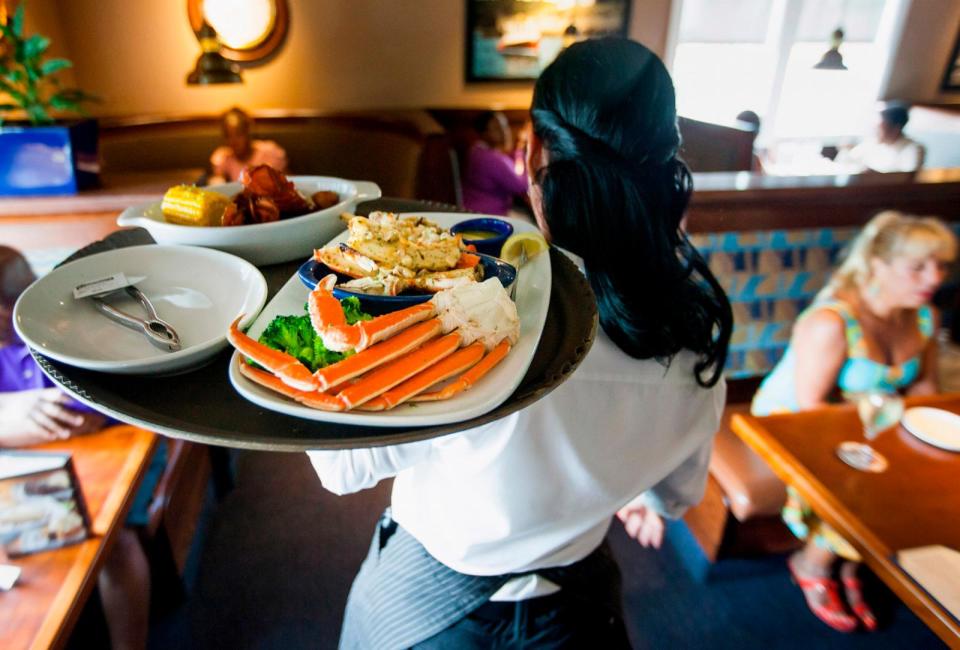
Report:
14,245,268,375
117,176,381,266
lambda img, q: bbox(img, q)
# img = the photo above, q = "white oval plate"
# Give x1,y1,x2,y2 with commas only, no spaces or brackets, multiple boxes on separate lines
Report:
227,213,552,427
14,245,268,375
901,407,960,452
117,176,381,266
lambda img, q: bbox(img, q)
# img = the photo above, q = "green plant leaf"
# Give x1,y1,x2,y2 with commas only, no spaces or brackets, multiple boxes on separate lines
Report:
3,67,25,83
11,3,25,39
26,103,52,125
0,4,93,120
48,95,79,111
55,88,99,103
23,35,50,60
40,58,72,76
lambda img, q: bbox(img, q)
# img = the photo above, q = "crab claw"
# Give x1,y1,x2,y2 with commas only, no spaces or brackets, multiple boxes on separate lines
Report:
227,316,319,392
238,361,346,411
308,275,363,352
308,274,436,353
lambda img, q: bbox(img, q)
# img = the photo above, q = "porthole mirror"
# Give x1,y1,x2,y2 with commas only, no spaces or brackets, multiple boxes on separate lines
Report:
187,0,289,65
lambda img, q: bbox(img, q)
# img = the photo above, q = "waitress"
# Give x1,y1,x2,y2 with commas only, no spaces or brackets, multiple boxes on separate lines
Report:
309,38,732,649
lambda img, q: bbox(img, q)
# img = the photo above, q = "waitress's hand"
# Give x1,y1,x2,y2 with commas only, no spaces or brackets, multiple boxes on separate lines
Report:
0,388,105,447
617,502,665,549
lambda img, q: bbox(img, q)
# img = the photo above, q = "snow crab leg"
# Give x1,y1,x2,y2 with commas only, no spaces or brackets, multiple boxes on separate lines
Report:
409,340,512,402
308,274,435,352
357,342,487,411
228,276,521,413
227,316,442,393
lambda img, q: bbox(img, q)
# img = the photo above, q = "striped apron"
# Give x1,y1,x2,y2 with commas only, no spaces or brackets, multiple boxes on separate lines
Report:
339,509,624,650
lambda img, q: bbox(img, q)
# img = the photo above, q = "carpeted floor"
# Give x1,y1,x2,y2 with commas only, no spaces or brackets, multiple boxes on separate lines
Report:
147,450,944,650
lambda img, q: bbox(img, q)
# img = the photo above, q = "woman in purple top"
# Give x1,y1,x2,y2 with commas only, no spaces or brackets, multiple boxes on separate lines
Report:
461,111,529,216
0,246,107,446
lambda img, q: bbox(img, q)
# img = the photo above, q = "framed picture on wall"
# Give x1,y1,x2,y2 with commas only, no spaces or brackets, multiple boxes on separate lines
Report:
466,0,632,82
943,29,960,91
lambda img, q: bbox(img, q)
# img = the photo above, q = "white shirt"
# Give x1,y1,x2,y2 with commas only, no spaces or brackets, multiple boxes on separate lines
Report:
308,303,725,598
842,135,925,173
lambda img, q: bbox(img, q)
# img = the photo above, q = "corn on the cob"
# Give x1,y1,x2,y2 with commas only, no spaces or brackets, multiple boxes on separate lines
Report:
161,185,231,227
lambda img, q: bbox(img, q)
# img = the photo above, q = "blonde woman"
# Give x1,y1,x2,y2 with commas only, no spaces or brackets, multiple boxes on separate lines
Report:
753,211,957,632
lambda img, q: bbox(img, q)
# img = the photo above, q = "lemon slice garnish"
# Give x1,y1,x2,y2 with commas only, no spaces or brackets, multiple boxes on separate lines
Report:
500,232,548,267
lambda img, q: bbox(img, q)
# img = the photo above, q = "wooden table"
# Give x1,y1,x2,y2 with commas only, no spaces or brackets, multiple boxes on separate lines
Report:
731,393,960,646
0,425,157,650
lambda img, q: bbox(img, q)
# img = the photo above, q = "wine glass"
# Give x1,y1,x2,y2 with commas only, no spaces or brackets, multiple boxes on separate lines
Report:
836,390,904,473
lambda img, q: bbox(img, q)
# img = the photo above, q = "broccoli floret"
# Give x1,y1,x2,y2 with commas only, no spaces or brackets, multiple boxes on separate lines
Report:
251,297,370,373
255,314,328,371
341,296,373,325
258,315,308,354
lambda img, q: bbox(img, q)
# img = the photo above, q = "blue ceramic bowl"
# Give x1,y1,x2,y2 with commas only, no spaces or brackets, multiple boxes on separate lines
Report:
450,218,514,257
298,252,517,316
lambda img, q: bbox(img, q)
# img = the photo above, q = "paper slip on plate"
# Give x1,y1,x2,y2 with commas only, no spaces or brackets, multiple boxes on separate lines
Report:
901,407,960,452
228,213,551,427
15,245,268,375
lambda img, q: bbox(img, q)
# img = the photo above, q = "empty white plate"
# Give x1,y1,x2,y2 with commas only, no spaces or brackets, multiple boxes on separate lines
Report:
14,244,268,375
901,407,960,452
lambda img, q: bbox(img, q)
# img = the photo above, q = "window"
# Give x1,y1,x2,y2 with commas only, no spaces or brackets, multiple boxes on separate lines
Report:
669,0,903,143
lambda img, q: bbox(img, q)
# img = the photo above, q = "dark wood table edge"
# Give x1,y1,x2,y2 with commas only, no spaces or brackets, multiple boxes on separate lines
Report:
730,397,960,646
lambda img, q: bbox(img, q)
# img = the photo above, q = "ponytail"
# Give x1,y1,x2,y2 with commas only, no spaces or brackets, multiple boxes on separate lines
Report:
531,39,732,387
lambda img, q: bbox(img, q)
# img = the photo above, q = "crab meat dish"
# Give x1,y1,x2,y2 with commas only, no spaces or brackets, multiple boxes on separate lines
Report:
228,276,520,412
314,212,483,296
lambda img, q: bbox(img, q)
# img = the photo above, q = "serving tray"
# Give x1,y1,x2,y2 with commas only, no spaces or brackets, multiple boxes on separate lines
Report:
31,199,598,451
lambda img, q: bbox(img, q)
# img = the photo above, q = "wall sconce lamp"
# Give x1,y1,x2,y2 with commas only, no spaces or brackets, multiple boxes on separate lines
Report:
186,0,289,85
187,22,243,85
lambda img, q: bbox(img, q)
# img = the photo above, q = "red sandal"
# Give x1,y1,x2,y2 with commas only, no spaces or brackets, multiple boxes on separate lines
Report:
841,569,878,631
787,556,858,633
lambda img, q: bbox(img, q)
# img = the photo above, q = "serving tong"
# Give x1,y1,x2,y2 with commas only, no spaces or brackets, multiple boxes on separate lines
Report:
92,286,181,352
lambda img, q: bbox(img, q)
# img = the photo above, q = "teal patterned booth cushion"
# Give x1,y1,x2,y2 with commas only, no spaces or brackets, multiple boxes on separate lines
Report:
690,228,856,379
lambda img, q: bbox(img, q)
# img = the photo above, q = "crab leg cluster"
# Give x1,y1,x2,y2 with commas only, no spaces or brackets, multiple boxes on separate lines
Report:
228,275,520,412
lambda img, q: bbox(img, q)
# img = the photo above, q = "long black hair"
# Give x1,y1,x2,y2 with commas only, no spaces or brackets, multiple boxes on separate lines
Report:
531,38,732,387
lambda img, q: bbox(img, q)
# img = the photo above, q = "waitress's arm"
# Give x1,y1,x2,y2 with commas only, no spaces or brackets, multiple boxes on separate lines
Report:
624,433,713,520
618,432,714,549
306,439,434,495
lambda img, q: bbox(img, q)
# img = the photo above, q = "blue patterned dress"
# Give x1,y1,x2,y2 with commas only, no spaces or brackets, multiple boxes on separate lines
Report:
752,300,934,558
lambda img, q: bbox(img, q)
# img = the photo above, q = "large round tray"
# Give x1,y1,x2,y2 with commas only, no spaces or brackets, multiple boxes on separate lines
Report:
32,199,598,451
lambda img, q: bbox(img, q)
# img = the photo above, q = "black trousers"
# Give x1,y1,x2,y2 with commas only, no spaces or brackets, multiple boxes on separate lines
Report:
412,589,632,649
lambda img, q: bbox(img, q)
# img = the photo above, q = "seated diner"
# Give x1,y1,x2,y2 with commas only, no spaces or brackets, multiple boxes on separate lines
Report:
752,212,957,632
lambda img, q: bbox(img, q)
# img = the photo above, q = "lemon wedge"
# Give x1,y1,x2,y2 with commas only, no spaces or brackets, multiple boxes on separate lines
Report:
500,232,548,267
